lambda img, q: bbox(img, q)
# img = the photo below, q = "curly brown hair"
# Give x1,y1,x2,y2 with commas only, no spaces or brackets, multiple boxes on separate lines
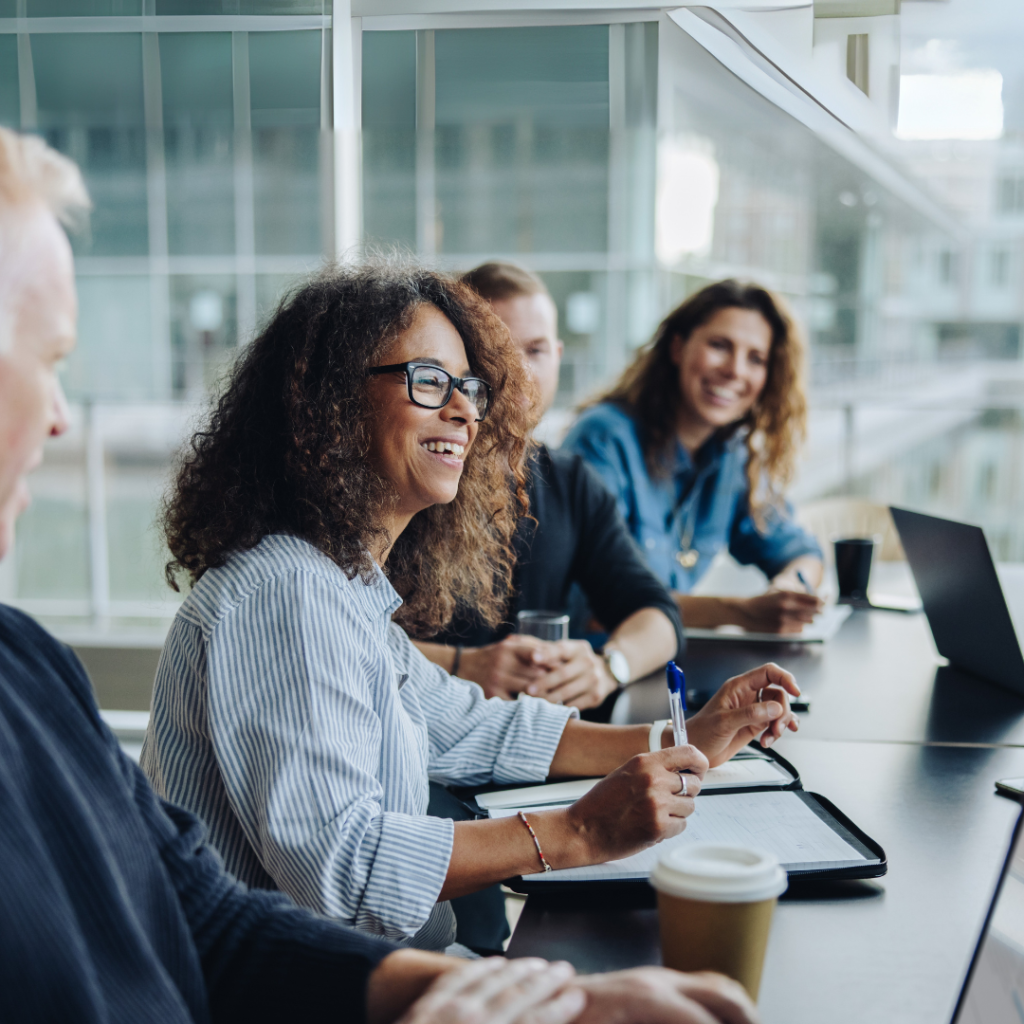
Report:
591,279,807,527
162,259,532,637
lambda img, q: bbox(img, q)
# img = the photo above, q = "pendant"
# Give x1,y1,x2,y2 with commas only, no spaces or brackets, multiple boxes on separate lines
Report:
676,549,699,569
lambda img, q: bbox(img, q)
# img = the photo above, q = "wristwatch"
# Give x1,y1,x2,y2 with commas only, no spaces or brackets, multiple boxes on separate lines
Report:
602,647,631,687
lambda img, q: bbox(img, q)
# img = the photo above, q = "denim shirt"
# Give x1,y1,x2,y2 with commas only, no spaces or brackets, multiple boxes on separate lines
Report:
562,402,821,593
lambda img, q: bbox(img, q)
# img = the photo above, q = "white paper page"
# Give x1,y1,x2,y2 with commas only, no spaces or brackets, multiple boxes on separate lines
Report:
478,757,792,813
477,778,599,811
697,757,793,789
684,603,852,643
521,790,868,882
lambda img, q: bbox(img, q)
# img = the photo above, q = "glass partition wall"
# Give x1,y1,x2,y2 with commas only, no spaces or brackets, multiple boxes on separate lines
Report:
2,4,1020,638
0,8,331,634
363,20,659,407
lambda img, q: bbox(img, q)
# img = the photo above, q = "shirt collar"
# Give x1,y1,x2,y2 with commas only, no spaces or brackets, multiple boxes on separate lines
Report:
671,427,742,476
358,560,404,621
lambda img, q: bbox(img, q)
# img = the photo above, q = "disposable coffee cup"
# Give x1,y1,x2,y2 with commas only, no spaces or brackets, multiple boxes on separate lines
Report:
834,537,875,600
650,844,787,1000
517,610,569,642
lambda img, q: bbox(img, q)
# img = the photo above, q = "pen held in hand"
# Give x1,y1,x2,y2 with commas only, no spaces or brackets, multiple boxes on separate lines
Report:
796,569,816,596
666,661,688,747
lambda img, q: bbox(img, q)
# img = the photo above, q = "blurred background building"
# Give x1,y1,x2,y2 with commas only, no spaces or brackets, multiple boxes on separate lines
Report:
1,0,1024,703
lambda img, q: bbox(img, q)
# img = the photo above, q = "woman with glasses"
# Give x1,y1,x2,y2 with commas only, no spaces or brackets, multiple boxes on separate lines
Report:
564,280,825,635
141,261,799,952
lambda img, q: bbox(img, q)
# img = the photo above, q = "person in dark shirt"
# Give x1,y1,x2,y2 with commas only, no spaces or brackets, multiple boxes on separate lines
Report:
0,125,762,1024
416,262,684,712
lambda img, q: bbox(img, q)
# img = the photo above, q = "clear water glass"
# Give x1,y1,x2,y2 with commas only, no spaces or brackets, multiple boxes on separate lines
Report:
517,610,569,642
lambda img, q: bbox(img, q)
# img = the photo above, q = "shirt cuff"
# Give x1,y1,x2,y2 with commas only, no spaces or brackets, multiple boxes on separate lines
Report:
354,811,455,941
491,697,578,785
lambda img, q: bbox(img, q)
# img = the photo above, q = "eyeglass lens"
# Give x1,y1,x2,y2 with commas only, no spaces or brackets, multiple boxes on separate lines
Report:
410,365,489,418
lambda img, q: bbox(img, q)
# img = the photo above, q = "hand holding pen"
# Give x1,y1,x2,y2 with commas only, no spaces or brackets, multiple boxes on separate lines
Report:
668,662,801,768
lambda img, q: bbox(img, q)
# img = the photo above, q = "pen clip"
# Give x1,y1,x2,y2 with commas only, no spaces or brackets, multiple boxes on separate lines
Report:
665,661,680,693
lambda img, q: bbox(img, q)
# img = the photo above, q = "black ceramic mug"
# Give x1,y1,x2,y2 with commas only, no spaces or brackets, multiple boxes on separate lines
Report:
834,537,875,601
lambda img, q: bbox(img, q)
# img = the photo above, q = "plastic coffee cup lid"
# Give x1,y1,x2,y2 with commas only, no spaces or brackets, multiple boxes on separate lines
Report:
650,844,788,903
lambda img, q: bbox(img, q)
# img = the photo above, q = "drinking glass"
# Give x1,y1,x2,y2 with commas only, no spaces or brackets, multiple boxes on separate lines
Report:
517,610,569,642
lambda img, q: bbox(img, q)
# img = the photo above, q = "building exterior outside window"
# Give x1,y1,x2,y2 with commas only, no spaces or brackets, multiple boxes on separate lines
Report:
3,0,1024,640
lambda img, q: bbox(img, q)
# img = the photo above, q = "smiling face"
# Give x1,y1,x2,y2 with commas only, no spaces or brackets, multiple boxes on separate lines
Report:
366,303,482,543
0,203,76,559
490,291,562,422
670,306,772,450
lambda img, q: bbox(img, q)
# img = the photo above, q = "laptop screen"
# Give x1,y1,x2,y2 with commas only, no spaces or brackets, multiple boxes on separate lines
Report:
954,810,1024,1022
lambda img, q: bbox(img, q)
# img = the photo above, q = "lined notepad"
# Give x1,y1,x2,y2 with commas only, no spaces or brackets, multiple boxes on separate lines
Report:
520,790,868,882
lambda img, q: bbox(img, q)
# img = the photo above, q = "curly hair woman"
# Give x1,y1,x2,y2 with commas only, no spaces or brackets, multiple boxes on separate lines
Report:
564,280,824,635
140,261,799,954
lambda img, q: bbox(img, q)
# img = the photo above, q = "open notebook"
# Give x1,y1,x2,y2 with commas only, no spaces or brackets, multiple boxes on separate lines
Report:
475,752,796,815
508,790,885,889
684,603,852,643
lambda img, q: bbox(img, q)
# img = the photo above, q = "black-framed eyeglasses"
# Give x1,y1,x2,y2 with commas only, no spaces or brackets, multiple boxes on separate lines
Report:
367,361,492,421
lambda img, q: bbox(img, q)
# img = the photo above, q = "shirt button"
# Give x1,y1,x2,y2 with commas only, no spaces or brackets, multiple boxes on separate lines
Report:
645,538,655,550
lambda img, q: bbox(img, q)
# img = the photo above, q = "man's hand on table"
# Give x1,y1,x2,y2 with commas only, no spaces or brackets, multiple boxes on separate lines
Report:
393,958,585,1024
385,958,758,1024
524,640,619,710
460,636,618,710
458,636,551,700
573,968,759,1024
670,663,800,768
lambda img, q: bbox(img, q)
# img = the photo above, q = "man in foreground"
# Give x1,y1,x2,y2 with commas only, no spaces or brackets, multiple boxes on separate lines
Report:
0,126,758,1024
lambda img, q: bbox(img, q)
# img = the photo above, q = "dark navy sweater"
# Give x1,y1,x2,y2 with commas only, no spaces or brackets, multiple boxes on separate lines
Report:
0,603,395,1023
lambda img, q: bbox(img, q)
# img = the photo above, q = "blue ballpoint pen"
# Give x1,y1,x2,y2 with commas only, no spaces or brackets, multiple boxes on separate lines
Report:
666,661,688,747
796,569,816,596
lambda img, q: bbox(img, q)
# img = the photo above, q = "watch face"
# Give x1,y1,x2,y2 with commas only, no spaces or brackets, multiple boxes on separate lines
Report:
606,649,630,685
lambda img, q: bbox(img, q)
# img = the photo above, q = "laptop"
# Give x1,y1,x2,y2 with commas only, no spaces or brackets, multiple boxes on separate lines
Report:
890,507,1024,697
951,807,1024,1022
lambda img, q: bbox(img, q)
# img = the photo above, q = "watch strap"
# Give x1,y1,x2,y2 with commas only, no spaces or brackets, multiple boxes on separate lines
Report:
649,719,671,752
603,647,630,686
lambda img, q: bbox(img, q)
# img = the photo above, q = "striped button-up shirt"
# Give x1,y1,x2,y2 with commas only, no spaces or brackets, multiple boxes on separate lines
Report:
141,534,575,950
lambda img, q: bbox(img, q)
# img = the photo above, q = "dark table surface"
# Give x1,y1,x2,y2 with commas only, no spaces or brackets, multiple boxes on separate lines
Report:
610,606,1024,746
509,577,1024,1020
508,738,1024,1024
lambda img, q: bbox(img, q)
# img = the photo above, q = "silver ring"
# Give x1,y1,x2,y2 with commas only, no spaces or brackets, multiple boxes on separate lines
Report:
680,774,688,797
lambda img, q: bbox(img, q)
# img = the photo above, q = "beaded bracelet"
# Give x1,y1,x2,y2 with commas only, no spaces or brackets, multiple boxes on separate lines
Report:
517,810,553,873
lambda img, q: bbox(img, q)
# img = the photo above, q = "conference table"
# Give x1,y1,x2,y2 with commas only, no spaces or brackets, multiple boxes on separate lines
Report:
506,569,1024,1024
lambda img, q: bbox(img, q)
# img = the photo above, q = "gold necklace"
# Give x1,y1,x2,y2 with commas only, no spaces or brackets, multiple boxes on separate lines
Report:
674,499,699,569
676,548,699,569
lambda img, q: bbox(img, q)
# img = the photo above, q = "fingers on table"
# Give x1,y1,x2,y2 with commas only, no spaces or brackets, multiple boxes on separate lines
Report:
423,958,582,1024
678,972,760,1024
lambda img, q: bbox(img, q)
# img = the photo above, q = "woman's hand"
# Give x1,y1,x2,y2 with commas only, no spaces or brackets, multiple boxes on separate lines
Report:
682,662,799,767
554,745,707,865
395,958,585,1024
727,590,822,634
573,968,759,1024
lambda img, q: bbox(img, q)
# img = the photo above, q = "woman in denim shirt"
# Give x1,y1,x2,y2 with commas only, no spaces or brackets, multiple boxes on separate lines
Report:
564,280,824,635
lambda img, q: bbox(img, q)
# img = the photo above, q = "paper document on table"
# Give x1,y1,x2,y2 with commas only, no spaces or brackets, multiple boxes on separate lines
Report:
477,757,794,815
685,603,852,643
521,790,869,882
